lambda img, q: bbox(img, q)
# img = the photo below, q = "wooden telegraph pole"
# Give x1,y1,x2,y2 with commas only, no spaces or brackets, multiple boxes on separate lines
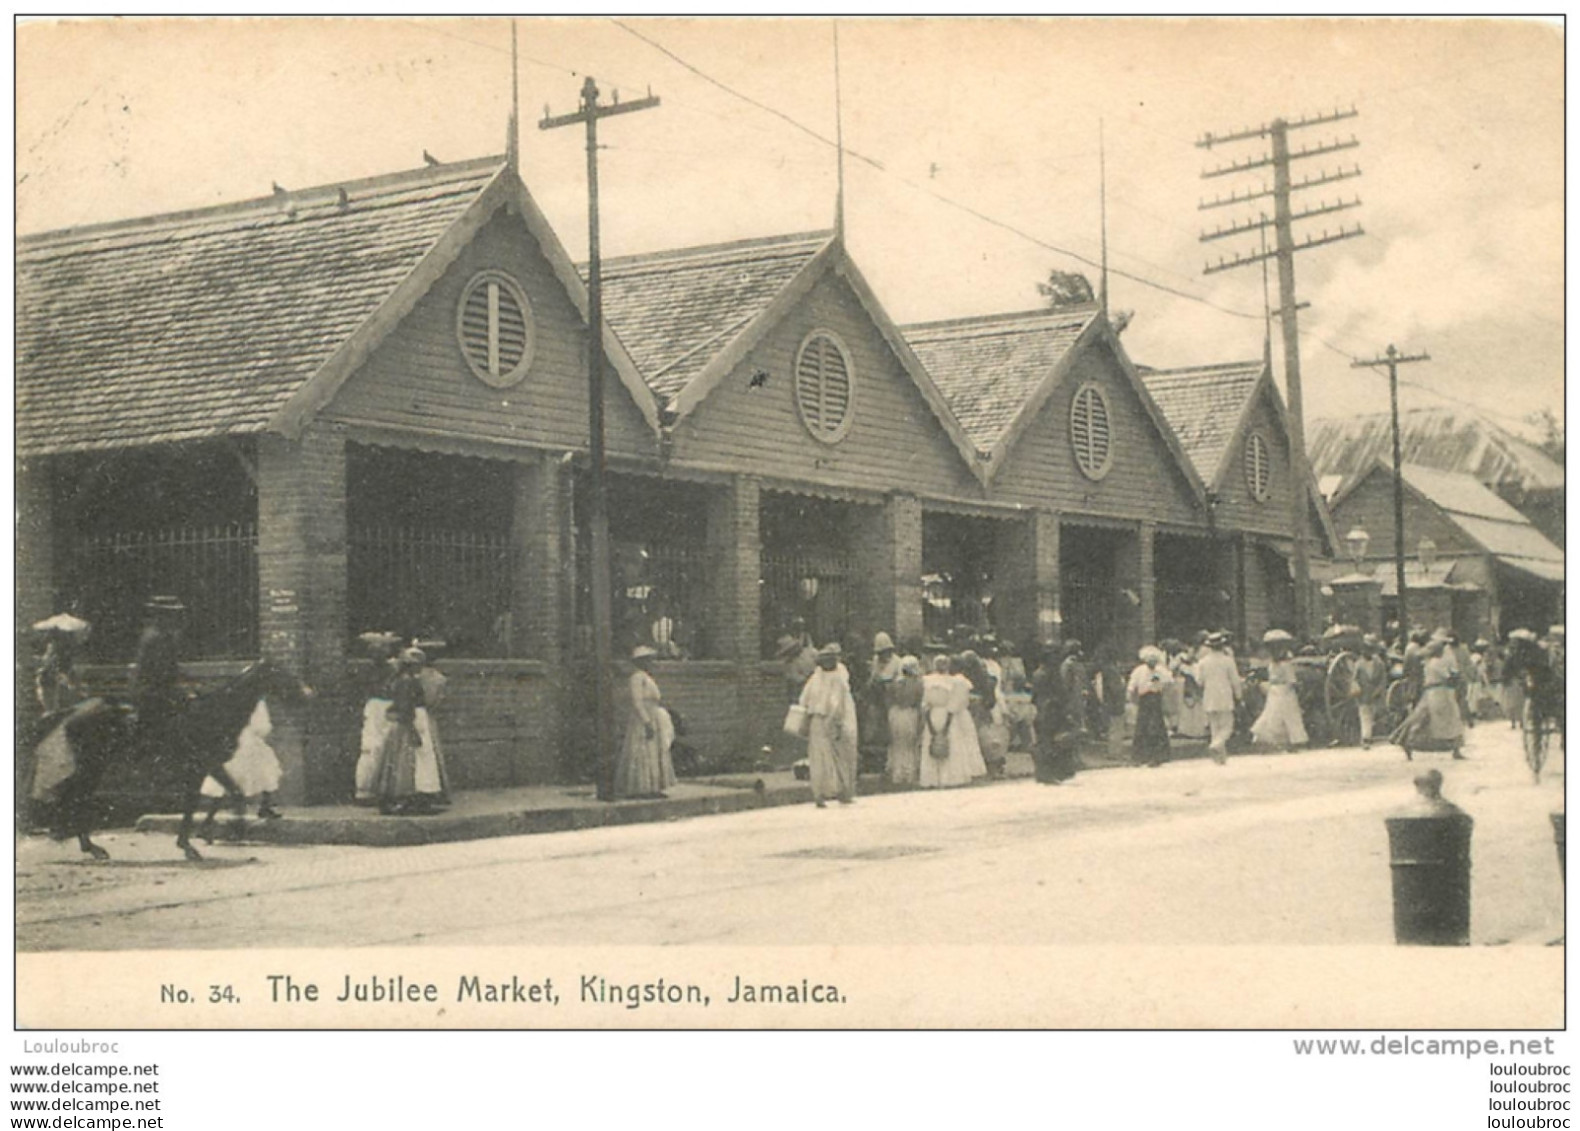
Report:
1198,108,1364,637
541,78,660,801
1351,345,1431,640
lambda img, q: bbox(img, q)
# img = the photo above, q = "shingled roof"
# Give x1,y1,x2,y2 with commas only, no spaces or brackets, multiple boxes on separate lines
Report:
594,231,832,402
1138,359,1265,486
18,158,507,457
1398,464,1564,581
1309,405,1564,497
903,307,1099,453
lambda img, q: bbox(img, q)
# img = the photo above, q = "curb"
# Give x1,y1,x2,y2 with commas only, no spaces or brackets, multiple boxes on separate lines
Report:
134,780,818,848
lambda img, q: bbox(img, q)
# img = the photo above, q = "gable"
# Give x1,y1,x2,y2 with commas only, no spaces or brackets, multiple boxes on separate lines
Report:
1330,468,1481,558
323,206,652,454
664,268,982,497
17,160,498,456
993,338,1203,524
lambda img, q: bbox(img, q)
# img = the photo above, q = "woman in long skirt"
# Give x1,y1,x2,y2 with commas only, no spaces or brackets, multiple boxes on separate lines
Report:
375,648,441,815
885,656,924,787
800,643,859,806
412,654,452,806
1391,638,1465,759
1129,646,1172,767
919,655,978,787
615,646,677,798
354,632,400,804
1031,645,1079,783
200,701,283,821
1174,634,1210,739
1250,633,1308,750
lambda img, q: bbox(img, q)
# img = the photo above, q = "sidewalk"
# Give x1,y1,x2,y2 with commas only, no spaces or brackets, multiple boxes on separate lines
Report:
135,737,1213,848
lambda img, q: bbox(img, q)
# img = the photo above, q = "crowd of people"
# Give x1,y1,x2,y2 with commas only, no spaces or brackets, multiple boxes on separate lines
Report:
745,616,1569,807
27,594,1566,821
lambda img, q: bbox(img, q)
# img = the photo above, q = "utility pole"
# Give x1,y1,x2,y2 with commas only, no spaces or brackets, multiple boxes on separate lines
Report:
1198,107,1364,637
541,78,660,801
1351,345,1430,642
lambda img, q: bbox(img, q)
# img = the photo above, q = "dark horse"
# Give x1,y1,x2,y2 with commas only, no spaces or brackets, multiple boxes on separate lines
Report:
28,660,313,862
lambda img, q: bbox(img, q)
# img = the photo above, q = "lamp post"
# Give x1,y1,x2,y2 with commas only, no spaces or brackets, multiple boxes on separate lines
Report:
1345,526,1371,573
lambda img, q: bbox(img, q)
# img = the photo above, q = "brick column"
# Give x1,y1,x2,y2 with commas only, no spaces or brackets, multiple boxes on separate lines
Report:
1138,521,1157,647
513,455,564,663
1032,510,1061,648
15,459,54,641
708,475,762,664
257,426,347,805
16,459,53,739
888,493,924,647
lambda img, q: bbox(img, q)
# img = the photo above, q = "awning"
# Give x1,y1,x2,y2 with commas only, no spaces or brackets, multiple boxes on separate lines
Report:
1377,560,1460,597
1496,556,1565,584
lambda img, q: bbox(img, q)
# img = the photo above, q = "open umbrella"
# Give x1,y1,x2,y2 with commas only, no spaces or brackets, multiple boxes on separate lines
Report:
32,613,90,635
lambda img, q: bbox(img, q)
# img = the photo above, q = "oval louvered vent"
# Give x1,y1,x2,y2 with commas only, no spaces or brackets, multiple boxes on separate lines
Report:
457,271,535,388
794,331,855,444
1069,382,1113,480
1245,432,1272,501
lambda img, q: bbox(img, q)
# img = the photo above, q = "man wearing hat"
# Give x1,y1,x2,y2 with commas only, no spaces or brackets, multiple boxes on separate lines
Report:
1353,635,1388,749
132,596,190,755
863,631,901,766
1196,631,1243,764
797,643,859,806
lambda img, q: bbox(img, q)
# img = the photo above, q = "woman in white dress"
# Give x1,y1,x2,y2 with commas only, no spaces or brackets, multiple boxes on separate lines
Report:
885,655,925,787
200,700,283,823
1390,636,1466,759
1251,631,1308,750
615,646,677,799
920,655,987,788
1174,634,1210,740
353,632,400,804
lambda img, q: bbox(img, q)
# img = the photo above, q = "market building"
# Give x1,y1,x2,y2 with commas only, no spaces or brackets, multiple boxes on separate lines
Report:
1324,461,1564,639
17,155,1340,804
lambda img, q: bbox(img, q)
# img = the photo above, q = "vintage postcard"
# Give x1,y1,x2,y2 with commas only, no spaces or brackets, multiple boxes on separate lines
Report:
13,17,1564,1037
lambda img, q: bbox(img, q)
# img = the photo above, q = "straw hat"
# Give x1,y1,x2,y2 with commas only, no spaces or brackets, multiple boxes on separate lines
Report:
872,631,896,653
32,613,90,635
1262,628,1294,644
631,645,659,662
399,647,426,667
817,642,843,657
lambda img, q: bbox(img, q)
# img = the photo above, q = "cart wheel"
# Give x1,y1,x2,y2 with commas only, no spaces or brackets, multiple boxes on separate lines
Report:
1523,700,1548,782
1383,677,1414,733
1324,651,1361,747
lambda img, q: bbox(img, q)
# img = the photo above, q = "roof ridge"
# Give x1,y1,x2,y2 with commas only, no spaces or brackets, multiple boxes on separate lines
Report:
1140,359,1264,379
19,156,505,250
903,306,1098,340
594,229,834,275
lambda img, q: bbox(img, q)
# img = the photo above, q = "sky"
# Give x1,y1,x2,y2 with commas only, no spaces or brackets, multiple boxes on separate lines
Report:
14,16,1565,433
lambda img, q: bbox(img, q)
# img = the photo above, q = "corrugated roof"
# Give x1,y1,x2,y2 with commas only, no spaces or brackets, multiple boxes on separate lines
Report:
592,231,831,401
1398,463,1564,568
902,307,1098,451
1138,359,1263,485
18,158,503,456
1309,405,1564,496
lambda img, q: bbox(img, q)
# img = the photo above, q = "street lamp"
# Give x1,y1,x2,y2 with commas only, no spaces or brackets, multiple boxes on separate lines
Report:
1345,526,1371,572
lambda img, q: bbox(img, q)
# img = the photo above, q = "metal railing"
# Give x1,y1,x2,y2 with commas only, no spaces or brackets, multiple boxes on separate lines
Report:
761,549,853,656
348,525,516,657
66,523,259,660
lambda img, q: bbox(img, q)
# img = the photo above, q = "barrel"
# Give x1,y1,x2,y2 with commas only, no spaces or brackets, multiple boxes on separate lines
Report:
1385,812,1473,945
